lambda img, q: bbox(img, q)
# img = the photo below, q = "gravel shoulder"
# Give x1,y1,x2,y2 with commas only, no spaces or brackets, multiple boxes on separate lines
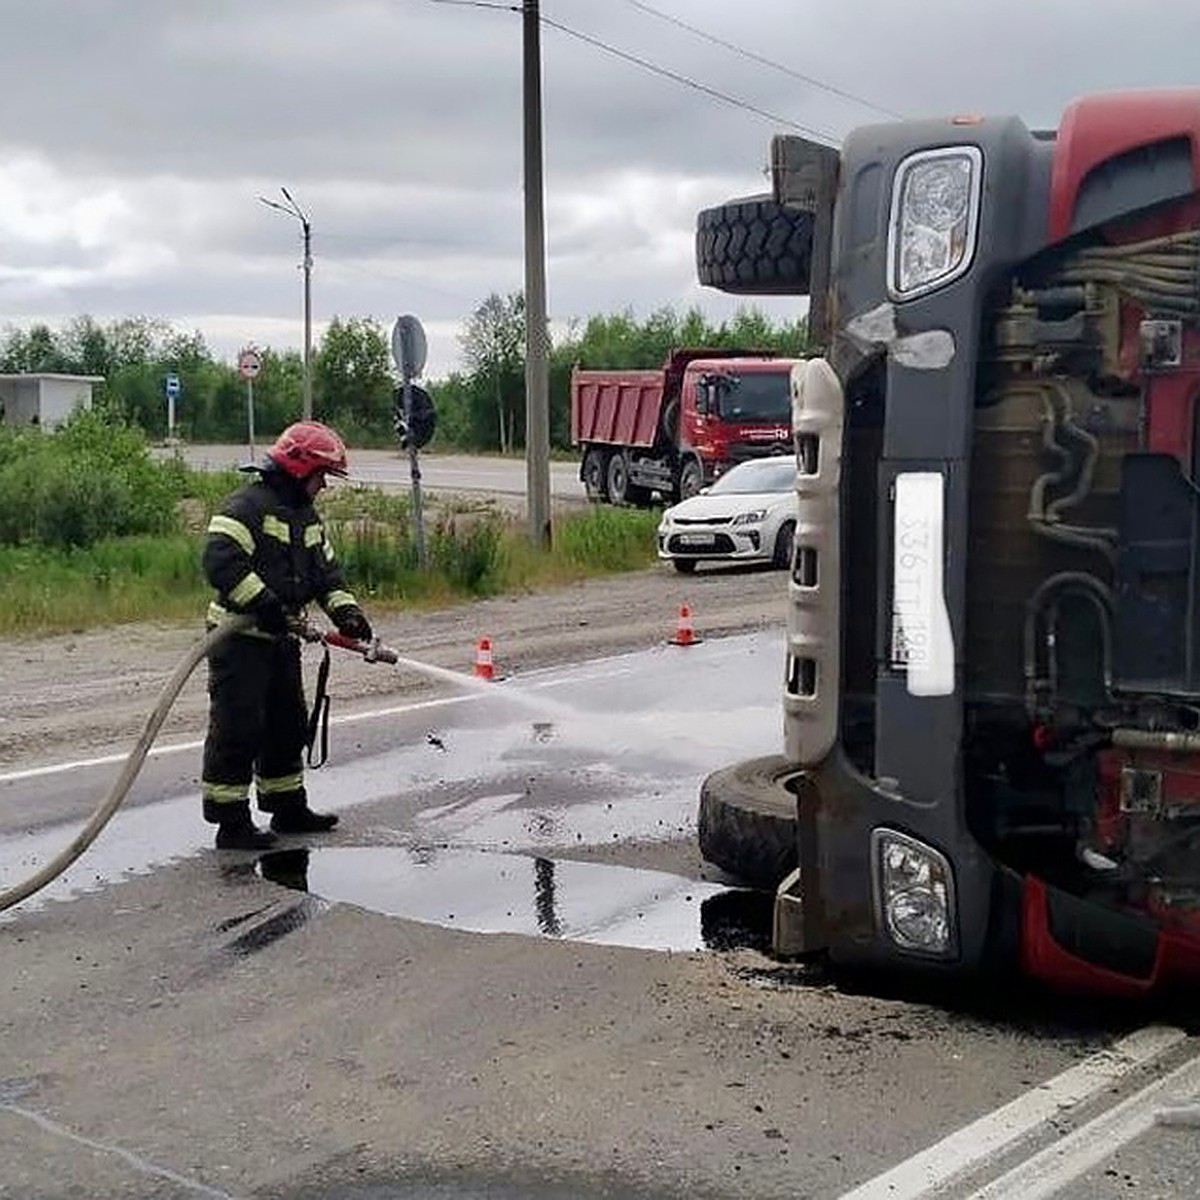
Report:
0,565,789,772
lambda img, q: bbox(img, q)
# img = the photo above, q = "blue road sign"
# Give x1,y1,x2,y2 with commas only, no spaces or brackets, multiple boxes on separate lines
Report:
165,373,181,400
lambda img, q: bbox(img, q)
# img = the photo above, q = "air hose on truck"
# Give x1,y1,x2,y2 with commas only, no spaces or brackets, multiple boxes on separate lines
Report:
0,617,396,914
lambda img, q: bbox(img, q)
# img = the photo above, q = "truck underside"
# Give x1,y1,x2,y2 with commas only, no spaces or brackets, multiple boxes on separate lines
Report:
697,90,1200,996
837,221,1200,990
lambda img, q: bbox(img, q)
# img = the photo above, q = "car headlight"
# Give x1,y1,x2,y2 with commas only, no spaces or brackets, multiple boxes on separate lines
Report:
887,146,982,300
872,829,956,956
731,509,766,526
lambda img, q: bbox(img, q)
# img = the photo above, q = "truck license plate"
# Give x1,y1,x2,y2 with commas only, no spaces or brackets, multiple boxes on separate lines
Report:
891,472,954,697
679,533,714,546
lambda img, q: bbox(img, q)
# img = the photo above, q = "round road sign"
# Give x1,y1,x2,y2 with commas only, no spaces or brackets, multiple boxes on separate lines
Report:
237,349,262,380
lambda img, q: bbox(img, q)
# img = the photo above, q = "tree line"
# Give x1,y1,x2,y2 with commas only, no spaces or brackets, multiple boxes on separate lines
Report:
0,301,806,450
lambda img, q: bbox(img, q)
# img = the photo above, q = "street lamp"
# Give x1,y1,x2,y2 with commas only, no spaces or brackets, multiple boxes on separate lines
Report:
259,186,313,420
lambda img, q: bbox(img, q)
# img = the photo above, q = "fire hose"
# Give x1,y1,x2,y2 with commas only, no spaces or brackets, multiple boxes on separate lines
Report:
0,616,396,915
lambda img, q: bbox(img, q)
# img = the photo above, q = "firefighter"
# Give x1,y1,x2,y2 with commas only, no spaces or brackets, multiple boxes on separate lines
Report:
200,420,374,850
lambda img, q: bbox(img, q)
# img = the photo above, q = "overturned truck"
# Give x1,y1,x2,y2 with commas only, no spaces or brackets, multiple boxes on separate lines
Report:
698,89,1200,996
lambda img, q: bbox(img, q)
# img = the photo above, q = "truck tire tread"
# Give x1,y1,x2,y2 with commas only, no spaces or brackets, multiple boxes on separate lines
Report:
696,195,814,296
698,754,800,889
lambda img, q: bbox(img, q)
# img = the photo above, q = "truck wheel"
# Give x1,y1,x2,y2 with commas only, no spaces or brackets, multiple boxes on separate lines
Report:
772,520,796,570
698,755,800,889
696,194,814,296
582,448,608,502
606,452,630,505
678,459,704,500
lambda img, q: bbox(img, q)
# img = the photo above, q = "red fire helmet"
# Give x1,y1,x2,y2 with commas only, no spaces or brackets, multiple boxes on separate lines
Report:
266,421,349,480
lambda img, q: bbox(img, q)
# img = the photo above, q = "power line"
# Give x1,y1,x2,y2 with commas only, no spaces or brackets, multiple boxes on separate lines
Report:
538,13,838,142
427,0,517,10
620,0,902,120
423,0,839,142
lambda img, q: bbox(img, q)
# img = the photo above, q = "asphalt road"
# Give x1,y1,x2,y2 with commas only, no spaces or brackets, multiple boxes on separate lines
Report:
2,629,1198,1198
159,443,588,502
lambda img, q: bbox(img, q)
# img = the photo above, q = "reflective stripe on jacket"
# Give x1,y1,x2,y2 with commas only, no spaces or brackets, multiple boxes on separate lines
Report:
203,472,358,624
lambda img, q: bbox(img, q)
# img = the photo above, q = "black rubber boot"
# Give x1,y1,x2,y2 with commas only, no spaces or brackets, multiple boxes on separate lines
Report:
215,813,279,850
269,806,339,835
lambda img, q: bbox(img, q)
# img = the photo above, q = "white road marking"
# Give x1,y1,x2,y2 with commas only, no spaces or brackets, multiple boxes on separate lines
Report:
0,635,746,786
967,1046,1200,1199
0,1101,241,1199
837,1025,1188,1200
0,693,478,784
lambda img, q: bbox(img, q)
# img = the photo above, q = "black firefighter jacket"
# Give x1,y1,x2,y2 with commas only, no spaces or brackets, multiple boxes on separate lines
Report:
203,470,359,636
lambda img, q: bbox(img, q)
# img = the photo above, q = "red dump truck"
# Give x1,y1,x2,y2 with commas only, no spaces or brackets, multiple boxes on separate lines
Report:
570,348,798,505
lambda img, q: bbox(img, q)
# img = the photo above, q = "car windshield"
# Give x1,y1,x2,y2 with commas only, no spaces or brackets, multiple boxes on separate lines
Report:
707,458,795,495
711,371,791,423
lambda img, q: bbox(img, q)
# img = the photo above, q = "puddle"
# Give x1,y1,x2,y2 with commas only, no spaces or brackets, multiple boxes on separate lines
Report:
256,845,771,955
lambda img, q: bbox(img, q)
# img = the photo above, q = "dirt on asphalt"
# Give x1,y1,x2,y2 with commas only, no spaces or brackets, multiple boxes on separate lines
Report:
0,563,1127,1200
0,565,789,773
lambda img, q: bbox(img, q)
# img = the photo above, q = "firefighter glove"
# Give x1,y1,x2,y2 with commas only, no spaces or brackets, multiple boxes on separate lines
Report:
253,593,291,636
334,605,373,643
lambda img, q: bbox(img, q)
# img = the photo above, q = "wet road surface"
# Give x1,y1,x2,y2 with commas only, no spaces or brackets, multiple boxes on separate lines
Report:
2,631,1199,1199
0,632,782,924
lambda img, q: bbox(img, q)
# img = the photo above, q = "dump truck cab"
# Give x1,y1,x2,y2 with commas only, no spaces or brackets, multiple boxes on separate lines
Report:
697,89,1200,995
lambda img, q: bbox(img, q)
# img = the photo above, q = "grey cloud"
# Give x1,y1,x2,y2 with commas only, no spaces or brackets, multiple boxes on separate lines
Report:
4,0,1200,376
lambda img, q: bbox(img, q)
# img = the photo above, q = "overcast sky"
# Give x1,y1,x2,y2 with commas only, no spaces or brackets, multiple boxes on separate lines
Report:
2,0,1199,378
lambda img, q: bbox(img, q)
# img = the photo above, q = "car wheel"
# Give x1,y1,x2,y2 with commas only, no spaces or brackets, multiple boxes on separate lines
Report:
582,448,608,502
772,520,796,570
606,452,629,505
673,558,697,574
678,459,704,501
698,755,800,889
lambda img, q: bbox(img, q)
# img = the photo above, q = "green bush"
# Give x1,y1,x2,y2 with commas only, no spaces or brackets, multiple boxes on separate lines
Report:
429,515,503,595
555,505,662,571
0,409,178,548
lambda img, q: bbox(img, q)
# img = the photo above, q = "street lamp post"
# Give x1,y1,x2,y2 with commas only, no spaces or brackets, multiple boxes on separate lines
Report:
259,187,313,420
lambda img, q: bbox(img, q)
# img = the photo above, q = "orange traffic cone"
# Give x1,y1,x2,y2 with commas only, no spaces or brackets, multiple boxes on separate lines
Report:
473,636,496,680
669,603,703,646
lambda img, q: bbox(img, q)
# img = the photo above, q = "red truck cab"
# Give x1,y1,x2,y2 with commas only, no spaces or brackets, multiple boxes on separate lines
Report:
571,348,796,506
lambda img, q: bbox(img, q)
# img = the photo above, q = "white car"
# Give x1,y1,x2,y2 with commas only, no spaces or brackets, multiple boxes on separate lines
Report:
657,457,798,574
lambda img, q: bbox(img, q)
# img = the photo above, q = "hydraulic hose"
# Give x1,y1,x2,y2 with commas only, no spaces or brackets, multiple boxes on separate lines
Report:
0,615,251,914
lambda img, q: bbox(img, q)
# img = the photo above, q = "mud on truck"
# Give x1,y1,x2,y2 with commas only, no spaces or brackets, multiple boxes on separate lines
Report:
570,348,798,505
697,89,1200,997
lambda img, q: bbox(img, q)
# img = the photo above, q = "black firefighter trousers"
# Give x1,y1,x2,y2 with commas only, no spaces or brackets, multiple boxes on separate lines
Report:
201,632,310,825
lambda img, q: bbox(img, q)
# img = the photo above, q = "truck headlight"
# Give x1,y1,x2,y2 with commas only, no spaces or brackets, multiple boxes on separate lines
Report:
887,146,982,300
872,828,956,956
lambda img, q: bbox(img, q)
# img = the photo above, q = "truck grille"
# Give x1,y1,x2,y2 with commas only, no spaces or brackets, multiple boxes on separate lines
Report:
728,441,791,463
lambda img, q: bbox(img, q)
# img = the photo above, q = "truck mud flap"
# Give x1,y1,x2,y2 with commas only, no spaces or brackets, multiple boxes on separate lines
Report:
785,357,845,765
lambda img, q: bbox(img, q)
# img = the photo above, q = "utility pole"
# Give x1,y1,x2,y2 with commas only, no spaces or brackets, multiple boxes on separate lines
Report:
259,187,314,420
523,0,552,548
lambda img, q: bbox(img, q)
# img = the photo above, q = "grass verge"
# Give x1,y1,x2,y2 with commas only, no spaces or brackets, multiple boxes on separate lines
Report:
0,498,664,635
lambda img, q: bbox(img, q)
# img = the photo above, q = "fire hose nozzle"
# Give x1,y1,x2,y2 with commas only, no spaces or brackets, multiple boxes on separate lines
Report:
322,628,399,665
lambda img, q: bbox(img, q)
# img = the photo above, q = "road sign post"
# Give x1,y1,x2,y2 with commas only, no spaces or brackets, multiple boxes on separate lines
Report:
164,372,181,443
237,349,262,459
391,315,429,568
